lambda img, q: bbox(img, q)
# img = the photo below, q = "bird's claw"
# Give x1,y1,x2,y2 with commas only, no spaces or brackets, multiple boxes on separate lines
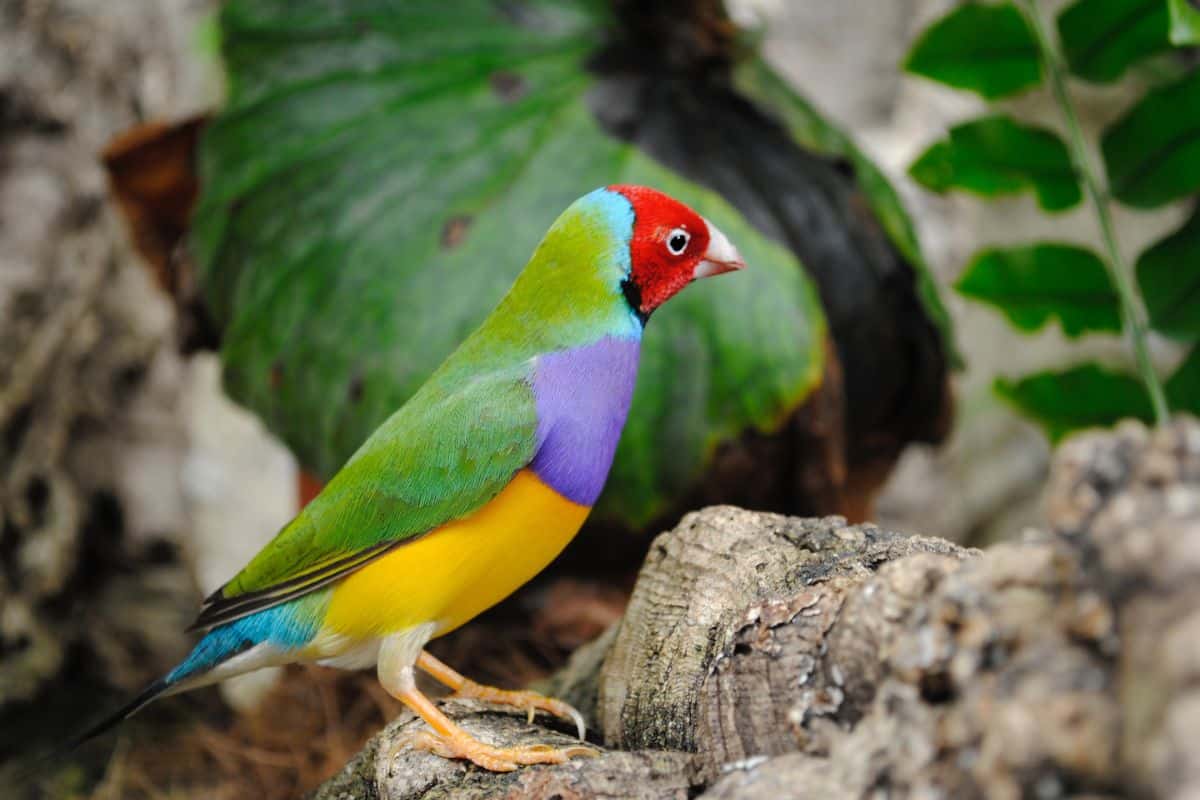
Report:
404,728,597,772
452,684,588,741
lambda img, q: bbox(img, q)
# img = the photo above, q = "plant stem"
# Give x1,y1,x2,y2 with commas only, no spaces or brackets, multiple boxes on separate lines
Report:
1018,0,1169,425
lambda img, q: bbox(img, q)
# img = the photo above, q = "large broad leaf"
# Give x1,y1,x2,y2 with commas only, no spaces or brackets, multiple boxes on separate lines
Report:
909,115,1080,211
1169,0,1200,45
1167,344,1200,413
995,363,1154,442
192,0,833,526
1136,205,1200,340
903,2,1041,99
1102,69,1200,208
956,244,1120,337
1057,0,1170,83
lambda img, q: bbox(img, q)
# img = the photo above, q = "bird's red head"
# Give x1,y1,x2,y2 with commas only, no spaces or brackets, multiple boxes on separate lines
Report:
609,185,746,321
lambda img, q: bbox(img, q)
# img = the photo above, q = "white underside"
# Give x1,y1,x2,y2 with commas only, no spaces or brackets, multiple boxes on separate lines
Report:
164,642,293,696
315,638,382,670
377,622,439,694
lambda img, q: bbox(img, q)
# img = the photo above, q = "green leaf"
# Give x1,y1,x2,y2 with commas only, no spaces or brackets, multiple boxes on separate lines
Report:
909,114,1081,211
1136,205,1200,340
1167,345,1200,413
733,57,961,367
1057,0,1170,83
903,2,1042,99
995,364,1154,441
1168,0,1200,46
193,0,828,526
956,244,1120,336
1102,69,1200,208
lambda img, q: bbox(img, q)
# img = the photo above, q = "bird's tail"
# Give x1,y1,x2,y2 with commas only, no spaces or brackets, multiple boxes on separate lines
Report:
70,618,268,745
8,678,173,793
13,625,262,791
61,678,173,753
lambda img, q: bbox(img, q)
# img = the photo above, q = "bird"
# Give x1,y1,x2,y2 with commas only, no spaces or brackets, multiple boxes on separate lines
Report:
72,185,745,772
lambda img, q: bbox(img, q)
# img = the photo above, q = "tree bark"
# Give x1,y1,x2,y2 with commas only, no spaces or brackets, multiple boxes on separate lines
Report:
315,417,1200,800
594,509,966,775
314,700,702,800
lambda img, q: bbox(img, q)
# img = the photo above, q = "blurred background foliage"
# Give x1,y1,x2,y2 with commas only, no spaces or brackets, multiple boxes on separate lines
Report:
906,0,1200,441
192,0,954,530
5,0,1200,797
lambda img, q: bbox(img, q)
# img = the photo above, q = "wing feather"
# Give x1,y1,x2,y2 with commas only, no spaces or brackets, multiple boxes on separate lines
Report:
189,363,538,631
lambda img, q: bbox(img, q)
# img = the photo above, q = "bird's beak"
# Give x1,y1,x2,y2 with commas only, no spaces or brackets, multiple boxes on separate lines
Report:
693,217,746,279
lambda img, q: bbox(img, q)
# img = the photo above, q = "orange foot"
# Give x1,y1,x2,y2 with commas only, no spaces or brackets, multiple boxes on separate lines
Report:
418,651,587,739
394,675,598,773
405,727,596,773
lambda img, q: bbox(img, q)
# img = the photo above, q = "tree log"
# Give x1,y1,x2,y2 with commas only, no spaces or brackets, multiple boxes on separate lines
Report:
314,700,702,800
594,509,967,775
315,418,1200,799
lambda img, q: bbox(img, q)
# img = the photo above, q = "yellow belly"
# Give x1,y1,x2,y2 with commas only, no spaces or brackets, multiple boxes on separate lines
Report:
322,469,589,640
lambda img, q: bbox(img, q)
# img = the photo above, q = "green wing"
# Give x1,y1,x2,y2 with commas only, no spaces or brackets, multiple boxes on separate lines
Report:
190,362,538,630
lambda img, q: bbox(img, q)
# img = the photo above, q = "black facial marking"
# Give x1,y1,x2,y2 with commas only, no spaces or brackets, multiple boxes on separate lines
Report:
621,277,648,325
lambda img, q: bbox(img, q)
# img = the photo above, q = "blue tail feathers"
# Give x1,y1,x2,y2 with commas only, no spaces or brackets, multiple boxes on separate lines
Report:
167,598,324,684
61,593,328,758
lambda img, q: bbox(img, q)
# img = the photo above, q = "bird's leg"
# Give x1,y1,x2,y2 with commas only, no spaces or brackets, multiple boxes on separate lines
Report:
417,650,587,740
378,632,594,772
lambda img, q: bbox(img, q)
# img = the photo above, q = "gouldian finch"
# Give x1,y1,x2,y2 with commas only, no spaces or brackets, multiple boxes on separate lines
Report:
76,185,745,771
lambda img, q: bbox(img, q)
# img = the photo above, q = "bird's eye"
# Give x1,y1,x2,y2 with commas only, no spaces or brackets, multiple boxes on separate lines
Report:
666,228,690,256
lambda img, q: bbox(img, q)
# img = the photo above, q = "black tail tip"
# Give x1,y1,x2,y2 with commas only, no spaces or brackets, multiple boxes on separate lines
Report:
6,678,170,793
65,678,170,752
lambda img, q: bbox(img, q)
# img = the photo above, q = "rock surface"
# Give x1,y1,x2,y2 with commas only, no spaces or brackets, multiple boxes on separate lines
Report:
314,417,1200,799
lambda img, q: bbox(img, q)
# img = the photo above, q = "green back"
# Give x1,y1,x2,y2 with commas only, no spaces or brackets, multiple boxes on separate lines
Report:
211,189,638,603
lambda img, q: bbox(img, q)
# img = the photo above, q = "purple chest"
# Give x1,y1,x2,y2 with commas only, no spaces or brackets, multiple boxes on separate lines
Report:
530,336,641,507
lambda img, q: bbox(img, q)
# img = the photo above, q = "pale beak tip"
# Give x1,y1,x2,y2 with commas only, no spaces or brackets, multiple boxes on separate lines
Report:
694,217,746,280
693,257,744,280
